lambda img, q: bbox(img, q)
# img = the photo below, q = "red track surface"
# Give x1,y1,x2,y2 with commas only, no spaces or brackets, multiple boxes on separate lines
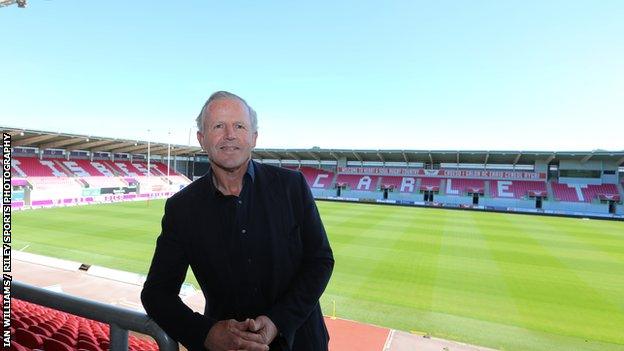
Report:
325,317,390,351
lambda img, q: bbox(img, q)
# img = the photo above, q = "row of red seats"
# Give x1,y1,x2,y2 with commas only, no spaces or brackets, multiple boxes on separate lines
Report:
446,178,485,194
10,298,158,351
299,166,334,189
552,182,620,202
490,180,547,198
11,157,179,178
335,174,381,191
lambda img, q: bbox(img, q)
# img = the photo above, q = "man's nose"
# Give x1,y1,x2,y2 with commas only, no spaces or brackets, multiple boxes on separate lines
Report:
224,125,236,140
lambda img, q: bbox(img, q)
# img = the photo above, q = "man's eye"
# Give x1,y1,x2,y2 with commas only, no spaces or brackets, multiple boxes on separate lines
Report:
213,124,223,129
236,124,245,129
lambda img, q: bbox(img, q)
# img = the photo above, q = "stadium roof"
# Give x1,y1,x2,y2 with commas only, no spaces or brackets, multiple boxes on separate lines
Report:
3,126,624,165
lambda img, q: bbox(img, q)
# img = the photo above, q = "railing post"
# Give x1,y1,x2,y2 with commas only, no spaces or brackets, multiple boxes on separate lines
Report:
110,323,129,351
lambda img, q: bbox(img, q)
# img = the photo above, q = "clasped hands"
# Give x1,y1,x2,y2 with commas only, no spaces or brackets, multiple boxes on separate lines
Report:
204,315,278,351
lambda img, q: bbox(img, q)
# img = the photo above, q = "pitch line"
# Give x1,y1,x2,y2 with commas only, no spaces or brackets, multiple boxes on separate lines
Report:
382,329,396,350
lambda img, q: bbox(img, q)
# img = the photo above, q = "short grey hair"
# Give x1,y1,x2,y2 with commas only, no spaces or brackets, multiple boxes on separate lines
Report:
195,91,258,133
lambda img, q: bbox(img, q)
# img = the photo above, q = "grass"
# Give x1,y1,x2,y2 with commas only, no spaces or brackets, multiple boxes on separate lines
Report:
12,200,624,351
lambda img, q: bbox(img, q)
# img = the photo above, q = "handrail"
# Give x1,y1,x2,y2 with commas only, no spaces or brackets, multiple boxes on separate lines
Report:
11,280,179,351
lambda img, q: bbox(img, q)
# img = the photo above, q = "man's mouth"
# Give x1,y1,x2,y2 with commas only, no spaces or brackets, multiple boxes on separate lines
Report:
219,146,240,151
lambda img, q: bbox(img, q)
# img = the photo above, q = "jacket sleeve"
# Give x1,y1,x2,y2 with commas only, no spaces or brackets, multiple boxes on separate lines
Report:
141,198,215,351
265,172,334,349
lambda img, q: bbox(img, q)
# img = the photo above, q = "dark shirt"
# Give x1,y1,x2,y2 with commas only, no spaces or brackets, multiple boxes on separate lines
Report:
208,162,288,350
208,161,272,319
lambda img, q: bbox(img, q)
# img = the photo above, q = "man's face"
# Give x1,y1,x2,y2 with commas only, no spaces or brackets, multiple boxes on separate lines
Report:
196,98,257,172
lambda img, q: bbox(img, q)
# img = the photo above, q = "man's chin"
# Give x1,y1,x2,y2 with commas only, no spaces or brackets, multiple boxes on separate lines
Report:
211,159,248,173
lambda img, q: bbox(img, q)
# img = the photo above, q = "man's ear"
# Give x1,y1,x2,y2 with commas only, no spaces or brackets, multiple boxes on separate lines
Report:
196,131,204,149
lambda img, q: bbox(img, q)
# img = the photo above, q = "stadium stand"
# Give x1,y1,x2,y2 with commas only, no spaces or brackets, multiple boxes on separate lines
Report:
13,157,68,177
299,166,334,189
551,182,620,202
582,183,620,202
11,298,158,351
152,161,181,176
5,127,622,217
110,161,145,177
132,161,163,176
551,182,581,202
445,178,485,195
335,174,380,191
60,159,108,177
94,160,126,176
490,180,548,199
10,156,190,208
379,176,418,192
420,177,441,191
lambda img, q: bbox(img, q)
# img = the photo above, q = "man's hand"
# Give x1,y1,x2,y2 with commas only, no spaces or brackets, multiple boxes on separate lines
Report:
249,315,279,345
204,319,269,351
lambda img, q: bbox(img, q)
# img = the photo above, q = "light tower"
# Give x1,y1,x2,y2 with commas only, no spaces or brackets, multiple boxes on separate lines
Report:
0,0,27,8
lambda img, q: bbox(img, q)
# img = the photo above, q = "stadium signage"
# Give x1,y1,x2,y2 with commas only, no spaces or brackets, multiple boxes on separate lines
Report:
2,133,11,347
100,186,137,195
337,167,546,180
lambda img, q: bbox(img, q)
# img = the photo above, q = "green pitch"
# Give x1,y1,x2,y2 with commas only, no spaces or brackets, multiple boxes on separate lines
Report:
12,200,624,351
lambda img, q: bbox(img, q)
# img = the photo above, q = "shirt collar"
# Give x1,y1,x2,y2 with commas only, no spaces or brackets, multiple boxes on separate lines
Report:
246,159,255,182
208,159,255,188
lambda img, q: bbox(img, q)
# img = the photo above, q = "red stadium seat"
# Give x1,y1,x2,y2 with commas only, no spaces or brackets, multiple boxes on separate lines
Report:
99,340,110,350
51,332,76,347
12,318,28,330
30,315,46,324
43,337,74,351
77,339,103,351
29,324,53,337
56,327,77,339
38,322,57,335
15,328,44,349
10,340,29,351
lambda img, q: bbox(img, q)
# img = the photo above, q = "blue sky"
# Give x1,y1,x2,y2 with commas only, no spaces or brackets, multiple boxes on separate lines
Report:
1,0,623,151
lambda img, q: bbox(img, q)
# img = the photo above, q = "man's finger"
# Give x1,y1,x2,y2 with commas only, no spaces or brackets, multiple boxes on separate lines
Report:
229,318,251,331
230,327,266,344
236,338,269,351
248,318,260,332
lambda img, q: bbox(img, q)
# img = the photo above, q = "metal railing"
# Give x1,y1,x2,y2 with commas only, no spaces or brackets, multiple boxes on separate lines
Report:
12,280,179,351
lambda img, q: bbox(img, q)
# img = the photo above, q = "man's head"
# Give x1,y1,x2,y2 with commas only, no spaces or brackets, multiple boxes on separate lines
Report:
196,91,258,172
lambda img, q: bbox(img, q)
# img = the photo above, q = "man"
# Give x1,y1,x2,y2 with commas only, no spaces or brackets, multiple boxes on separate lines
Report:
141,91,334,351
